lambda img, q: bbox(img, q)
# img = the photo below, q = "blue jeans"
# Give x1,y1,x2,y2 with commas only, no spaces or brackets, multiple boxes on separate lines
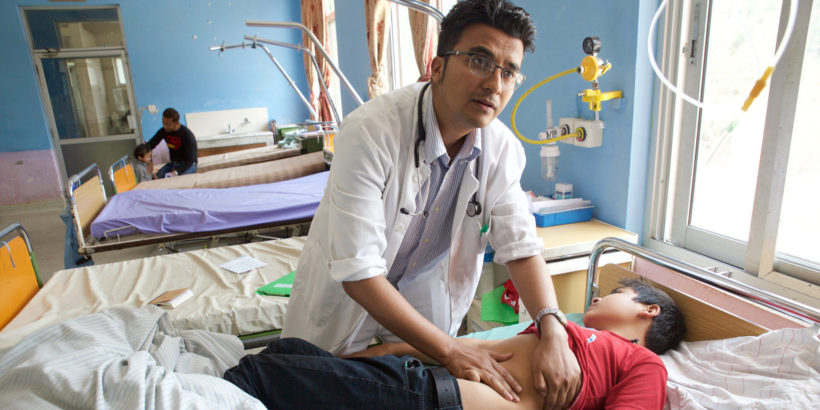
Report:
223,338,462,409
156,161,196,178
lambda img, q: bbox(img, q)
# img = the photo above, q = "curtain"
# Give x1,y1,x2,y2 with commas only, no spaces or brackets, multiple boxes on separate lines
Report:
408,0,441,82
301,0,333,122
364,0,390,98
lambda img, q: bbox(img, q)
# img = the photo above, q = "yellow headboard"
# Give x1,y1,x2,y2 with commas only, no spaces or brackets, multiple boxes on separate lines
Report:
0,224,41,329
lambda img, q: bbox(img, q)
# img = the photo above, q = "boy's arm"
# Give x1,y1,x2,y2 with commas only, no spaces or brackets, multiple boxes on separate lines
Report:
343,338,497,363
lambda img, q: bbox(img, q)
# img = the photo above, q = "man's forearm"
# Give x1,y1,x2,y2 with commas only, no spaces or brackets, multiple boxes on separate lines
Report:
344,338,494,363
341,276,457,362
506,255,561,326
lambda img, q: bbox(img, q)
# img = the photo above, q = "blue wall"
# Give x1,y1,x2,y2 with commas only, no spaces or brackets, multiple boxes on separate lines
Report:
335,0,657,234
0,0,308,153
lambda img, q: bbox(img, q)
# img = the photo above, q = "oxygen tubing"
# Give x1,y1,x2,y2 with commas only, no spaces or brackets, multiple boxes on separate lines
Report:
511,68,578,145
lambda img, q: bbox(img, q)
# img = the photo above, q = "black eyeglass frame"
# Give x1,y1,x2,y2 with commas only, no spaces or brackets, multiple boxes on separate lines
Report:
440,51,526,90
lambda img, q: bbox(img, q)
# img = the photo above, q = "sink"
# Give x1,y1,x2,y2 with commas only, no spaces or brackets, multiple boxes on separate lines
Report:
196,131,275,148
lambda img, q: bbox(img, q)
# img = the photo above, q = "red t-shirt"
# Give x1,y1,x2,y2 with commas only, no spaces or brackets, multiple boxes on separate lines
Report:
520,322,667,409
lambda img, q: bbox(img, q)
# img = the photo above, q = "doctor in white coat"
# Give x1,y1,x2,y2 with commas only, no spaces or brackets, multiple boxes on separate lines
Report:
283,1,581,407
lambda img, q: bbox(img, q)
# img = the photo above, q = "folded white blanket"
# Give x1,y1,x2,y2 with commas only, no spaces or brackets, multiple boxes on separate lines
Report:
0,306,264,409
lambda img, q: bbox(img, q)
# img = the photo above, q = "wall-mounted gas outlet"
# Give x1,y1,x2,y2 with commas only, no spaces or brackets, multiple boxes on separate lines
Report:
559,118,604,148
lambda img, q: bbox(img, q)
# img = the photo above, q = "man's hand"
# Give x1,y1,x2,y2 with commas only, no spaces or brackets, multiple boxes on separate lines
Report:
440,340,522,402
531,319,581,409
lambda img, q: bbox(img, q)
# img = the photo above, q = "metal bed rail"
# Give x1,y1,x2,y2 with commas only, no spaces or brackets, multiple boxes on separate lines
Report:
586,237,820,325
0,223,41,288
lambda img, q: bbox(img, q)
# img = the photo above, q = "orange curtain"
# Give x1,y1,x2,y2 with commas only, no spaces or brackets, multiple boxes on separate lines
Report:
364,0,390,98
408,0,441,82
301,0,333,122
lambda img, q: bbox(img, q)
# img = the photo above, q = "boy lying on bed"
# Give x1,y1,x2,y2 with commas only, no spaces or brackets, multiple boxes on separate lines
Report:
224,279,686,409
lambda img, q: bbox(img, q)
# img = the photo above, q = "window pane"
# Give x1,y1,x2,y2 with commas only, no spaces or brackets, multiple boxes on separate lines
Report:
25,8,122,50
777,1,819,265
42,57,133,139
689,0,780,241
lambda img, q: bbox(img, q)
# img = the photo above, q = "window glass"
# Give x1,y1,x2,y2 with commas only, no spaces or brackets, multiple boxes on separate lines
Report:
776,1,819,265
688,0,779,241
25,8,122,50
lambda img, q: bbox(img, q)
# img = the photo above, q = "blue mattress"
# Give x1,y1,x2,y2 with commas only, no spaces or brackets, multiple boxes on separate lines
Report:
91,171,328,239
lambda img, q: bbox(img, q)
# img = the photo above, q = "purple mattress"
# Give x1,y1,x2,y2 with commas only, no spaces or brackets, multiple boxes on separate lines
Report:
91,171,328,239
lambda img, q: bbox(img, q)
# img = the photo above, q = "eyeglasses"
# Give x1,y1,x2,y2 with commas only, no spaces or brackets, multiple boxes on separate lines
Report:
441,51,526,90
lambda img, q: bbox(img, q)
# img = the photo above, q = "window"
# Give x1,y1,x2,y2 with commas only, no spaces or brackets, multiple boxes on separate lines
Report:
387,1,457,90
648,0,819,292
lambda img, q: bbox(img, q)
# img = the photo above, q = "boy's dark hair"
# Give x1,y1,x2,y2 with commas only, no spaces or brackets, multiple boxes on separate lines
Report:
619,278,686,355
437,0,536,56
133,143,151,159
163,107,180,123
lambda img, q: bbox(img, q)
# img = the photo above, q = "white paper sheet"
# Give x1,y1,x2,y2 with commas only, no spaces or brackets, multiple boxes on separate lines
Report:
219,255,267,274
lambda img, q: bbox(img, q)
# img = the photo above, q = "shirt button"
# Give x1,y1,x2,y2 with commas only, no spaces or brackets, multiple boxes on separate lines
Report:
412,174,419,183
411,262,417,267
423,238,429,243
396,223,406,232
434,207,440,213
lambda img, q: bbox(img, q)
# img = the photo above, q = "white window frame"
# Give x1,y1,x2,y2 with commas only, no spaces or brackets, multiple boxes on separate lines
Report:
645,0,820,304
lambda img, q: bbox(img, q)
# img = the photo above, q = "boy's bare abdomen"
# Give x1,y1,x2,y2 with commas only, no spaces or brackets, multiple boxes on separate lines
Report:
457,334,543,410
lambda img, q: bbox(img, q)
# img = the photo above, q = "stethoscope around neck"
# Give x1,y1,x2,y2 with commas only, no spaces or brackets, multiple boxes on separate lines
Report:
400,82,482,218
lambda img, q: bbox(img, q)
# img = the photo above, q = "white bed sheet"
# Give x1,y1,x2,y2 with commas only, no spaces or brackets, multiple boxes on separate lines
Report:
0,237,305,350
0,305,263,409
663,326,820,409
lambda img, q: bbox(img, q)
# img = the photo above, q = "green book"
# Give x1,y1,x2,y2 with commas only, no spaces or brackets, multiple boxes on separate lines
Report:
256,270,296,296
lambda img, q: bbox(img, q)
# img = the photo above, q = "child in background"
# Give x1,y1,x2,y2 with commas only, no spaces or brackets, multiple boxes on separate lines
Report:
133,143,153,182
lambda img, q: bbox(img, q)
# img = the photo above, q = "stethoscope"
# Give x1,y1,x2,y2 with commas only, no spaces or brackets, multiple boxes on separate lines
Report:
401,83,482,218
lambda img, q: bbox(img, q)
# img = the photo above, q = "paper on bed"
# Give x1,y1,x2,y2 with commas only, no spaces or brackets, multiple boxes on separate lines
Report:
91,170,329,238
0,305,264,409
220,255,266,274
662,326,820,409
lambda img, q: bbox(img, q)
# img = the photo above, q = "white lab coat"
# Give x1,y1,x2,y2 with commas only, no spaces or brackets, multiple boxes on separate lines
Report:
282,82,543,353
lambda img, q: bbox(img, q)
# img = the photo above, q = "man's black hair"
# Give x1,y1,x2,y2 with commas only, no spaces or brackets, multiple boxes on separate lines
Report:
619,278,686,355
133,143,151,159
437,0,536,56
163,107,180,123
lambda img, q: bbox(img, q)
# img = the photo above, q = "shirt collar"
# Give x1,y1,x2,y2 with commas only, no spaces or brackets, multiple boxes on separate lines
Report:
422,85,482,167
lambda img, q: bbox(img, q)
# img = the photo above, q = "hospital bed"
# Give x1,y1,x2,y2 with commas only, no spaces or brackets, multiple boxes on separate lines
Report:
0,237,817,408
468,237,819,408
0,235,306,351
68,154,327,257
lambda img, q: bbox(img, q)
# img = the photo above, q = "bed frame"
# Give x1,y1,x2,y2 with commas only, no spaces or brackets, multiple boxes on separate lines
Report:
587,237,818,341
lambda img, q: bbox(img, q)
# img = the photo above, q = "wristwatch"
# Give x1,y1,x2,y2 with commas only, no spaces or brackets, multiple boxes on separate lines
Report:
535,307,567,334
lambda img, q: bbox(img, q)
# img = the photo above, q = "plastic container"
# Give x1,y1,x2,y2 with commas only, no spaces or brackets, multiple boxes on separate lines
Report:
554,183,572,200
533,206,594,227
540,144,559,181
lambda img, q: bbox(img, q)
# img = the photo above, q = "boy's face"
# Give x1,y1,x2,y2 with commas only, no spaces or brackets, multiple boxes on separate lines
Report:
137,152,151,163
582,287,648,330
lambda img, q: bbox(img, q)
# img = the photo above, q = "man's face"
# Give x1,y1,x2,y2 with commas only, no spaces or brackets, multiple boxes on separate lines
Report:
162,116,179,132
582,287,648,330
430,23,524,137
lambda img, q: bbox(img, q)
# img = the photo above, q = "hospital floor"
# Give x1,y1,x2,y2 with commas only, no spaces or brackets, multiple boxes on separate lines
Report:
0,199,159,284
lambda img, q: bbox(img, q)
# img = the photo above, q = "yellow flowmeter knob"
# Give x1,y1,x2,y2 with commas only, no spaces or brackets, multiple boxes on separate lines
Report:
579,55,602,82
